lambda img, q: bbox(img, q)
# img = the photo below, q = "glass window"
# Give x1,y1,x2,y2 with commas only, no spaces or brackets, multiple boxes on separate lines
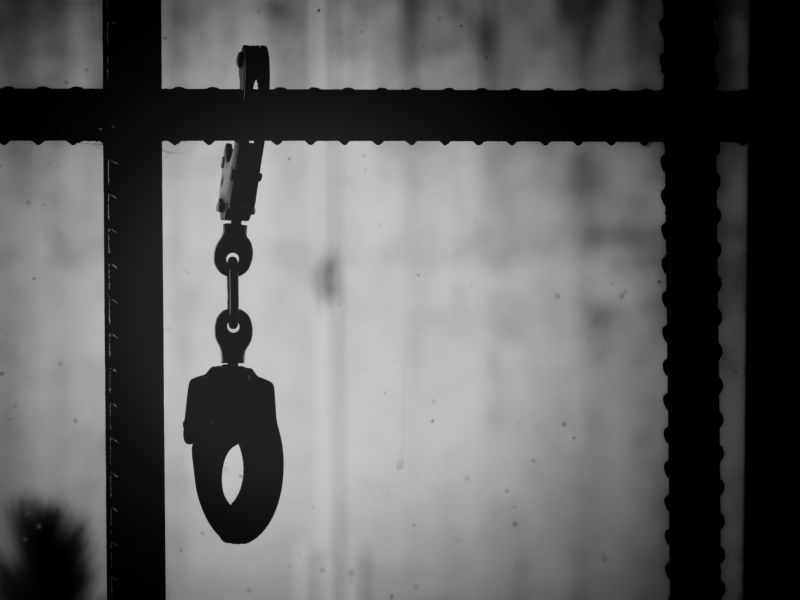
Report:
717,0,748,90
718,142,747,599
0,0,101,88
164,141,668,599
0,142,105,600
162,0,663,89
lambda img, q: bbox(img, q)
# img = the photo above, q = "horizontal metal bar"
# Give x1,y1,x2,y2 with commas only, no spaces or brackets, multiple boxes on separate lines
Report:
0,89,750,143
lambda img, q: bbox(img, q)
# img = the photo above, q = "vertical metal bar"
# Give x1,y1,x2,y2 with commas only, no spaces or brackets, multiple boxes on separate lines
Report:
742,140,768,600
661,1,723,598
103,2,164,599
744,6,778,598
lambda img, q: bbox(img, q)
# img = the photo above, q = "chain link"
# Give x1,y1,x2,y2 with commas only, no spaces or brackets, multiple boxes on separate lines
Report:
212,46,267,365
215,220,251,364
227,255,239,327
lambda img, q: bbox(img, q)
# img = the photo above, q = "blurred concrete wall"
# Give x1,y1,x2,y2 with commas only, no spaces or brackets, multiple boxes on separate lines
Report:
162,139,668,600
0,2,747,600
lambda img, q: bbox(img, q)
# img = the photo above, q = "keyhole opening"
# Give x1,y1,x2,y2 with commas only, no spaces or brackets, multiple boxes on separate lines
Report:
222,444,243,505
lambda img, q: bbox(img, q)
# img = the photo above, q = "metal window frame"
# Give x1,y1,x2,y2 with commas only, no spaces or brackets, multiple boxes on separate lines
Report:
0,1,765,599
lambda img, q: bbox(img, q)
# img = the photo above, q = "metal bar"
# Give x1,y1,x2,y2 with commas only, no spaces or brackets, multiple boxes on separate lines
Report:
744,6,779,598
103,1,164,599
661,2,723,598
0,89,750,143
743,139,772,600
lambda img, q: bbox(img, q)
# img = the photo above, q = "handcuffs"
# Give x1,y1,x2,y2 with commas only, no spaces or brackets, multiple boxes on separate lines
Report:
183,46,283,544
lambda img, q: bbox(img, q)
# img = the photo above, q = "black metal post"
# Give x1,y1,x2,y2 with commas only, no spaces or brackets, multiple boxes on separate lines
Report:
662,2,723,598
103,2,165,599
744,5,781,597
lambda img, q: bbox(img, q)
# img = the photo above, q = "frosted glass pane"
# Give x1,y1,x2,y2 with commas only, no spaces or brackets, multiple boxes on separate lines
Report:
717,0,748,90
718,143,747,600
0,0,101,88
162,0,662,89
164,141,668,600
0,142,105,600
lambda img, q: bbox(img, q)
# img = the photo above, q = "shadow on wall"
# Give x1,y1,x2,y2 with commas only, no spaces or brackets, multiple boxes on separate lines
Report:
0,500,93,600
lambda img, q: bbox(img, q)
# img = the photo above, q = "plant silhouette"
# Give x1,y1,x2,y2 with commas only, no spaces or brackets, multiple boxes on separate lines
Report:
0,500,90,600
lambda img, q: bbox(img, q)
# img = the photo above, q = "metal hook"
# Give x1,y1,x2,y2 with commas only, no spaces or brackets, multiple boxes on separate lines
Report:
217,47,269,222
237,45,270,99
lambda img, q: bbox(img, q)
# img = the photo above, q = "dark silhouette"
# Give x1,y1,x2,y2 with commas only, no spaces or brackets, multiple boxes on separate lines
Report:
0,501,91,600
184,366,284,544
181,45,283,545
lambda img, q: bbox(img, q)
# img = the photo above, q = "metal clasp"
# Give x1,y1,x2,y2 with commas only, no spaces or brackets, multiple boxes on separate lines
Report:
217,45,269,222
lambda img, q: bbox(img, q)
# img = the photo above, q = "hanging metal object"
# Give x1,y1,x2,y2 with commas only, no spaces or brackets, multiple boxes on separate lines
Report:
183,45,283,544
